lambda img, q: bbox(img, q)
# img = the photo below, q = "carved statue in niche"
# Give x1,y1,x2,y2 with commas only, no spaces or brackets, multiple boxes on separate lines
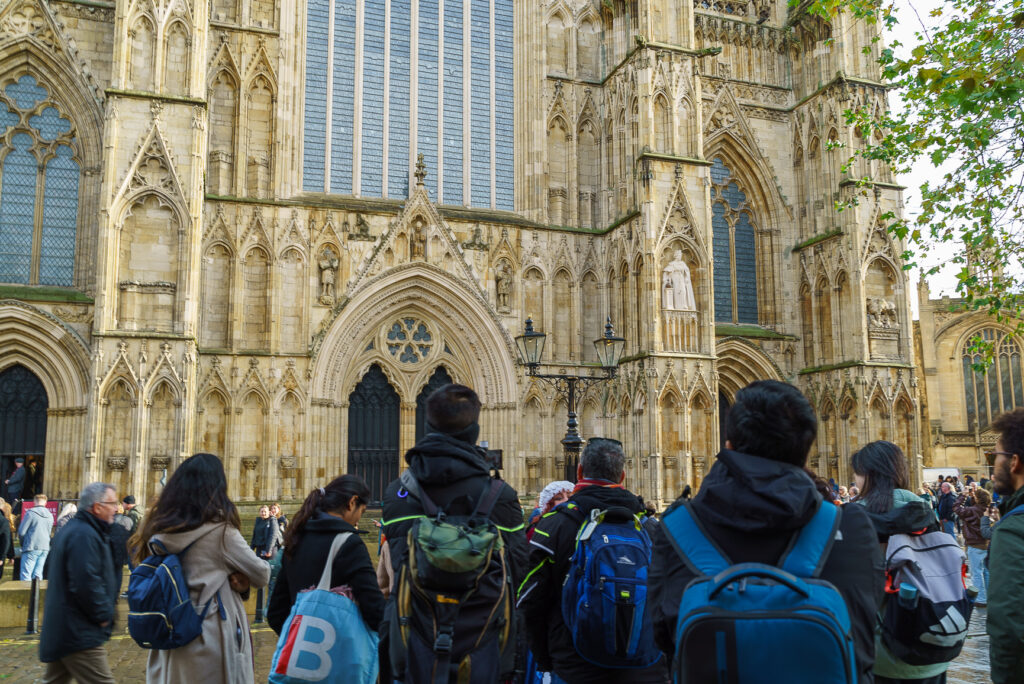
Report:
867,297,897,328
662,250,696,310
411,218,427,260
318,246,339,305
495,261,513,312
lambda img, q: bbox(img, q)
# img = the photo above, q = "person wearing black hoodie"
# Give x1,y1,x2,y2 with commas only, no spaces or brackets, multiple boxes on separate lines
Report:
379,383,528,679
517,438,671,684
648,380,885,683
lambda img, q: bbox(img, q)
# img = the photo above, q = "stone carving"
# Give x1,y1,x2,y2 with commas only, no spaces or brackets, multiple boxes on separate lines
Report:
411,218,427,260
495,261,513,312
462,225,489,250
317,246,339,305
150,456,170,471
662,251,696,310
106,456,128,471
867,297,897,328
279,456,296,469
241,457,259,470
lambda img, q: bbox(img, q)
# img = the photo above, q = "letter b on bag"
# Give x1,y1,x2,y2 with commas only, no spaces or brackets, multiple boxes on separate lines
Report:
276,615,336,680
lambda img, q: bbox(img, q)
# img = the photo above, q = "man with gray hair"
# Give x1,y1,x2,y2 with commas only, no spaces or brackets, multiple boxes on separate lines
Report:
518,438,669,682
38,482,120,683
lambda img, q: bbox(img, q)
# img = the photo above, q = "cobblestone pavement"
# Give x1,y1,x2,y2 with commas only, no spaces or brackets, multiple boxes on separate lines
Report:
0,608,993,683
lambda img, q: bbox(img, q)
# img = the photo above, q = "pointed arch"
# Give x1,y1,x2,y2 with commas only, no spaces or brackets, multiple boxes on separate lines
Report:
196,387,229,456
162,19,190,96
127,14,156,91
653,93,671,152
244,75,274,199
546,10,569,75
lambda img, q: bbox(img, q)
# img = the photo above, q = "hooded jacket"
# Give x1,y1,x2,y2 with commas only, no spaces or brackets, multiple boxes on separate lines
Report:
38,510,118,662
648,449,885,684
267,513,385,633
18,504,53,551
517,484,671,684
380,428,528,585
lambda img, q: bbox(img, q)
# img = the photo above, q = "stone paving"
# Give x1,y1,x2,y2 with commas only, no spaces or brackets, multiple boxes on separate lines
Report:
0,607,993,683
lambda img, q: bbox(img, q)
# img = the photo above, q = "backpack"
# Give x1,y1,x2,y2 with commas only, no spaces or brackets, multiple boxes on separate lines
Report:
388,470,516,684
663,501,856,684
269,533,380,683
127,540,222,649
880,529,971,665
559,504,661,669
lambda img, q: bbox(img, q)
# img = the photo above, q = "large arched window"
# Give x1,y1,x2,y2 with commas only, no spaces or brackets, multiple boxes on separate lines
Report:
0,75,80,287
710,157,758,323
963,329,1024,429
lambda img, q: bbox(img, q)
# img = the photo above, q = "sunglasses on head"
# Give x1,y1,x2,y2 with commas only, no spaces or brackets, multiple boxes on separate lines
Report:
985,450,1015,466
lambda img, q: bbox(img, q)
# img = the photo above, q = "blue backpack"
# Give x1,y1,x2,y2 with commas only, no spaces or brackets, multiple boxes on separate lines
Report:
128,541,221,649
662,501,856,684
560,505,661,669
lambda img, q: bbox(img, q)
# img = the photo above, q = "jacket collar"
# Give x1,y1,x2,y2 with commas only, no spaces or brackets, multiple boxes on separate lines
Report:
74,509,111,536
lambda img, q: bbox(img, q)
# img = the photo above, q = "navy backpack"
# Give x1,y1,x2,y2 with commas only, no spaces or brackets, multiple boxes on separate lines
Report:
560,505,661,669
663,500,856,684
128,540,222,649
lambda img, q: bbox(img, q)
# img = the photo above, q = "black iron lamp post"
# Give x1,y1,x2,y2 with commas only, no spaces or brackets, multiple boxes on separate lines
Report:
515,317,626,481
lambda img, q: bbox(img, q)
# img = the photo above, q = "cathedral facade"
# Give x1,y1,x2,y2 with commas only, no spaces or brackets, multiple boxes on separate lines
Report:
0,0,920,506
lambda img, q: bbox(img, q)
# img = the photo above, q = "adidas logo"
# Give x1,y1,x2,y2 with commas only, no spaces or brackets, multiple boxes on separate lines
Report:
617,556,635,565
920,606,968,647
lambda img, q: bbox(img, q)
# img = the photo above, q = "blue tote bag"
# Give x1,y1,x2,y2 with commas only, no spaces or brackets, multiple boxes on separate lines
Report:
269,533,380,683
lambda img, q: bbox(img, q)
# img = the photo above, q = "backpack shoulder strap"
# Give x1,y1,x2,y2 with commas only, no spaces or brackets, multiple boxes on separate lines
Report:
317,532,354,591
400,469,439,517
471,478,506,520
779,501,841,578
660,501,731,576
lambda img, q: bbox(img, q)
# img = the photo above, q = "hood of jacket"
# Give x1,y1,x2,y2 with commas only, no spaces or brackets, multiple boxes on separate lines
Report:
405,431,491,486
150,520,231,554
303,511,367,536
568,483,644,516
860,492,938,538
692,449,821,533
25,505,52,524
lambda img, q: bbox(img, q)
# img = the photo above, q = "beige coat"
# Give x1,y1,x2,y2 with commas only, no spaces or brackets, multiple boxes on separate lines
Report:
146,522,270,684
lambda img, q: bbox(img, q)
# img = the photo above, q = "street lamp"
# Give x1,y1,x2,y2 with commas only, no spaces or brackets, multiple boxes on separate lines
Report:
515,316,626,482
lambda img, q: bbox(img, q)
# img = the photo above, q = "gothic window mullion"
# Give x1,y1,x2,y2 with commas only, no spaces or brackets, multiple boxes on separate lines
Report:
29,151,46,285
728,213,738,324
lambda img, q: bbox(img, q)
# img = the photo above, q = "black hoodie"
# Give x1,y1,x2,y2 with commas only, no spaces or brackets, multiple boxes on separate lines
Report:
648,449,885,684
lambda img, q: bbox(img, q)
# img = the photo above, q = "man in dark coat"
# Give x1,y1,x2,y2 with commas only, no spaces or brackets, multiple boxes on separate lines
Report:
4,457,25,508
39,481,120,682
380,383,528,679
517,438,671,684
936,481,958,536
648,380,884,684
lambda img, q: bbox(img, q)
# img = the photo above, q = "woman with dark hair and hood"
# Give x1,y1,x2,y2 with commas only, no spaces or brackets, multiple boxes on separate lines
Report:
851,440,945,684
267,474,384,634
133,453,270,684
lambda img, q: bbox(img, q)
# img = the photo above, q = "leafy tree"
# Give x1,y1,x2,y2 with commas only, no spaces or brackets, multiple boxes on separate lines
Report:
803,0,1024,360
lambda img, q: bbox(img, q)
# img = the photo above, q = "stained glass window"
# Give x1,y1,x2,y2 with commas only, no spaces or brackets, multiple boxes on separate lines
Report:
0,75,80,287
963,329,1024,429
710,158,759,324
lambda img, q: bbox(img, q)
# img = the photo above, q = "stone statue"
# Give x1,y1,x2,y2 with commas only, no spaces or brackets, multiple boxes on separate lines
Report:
867,298,898,328
411,219,426,259
662,250,696,310
495,262,512,311
318,246,339,304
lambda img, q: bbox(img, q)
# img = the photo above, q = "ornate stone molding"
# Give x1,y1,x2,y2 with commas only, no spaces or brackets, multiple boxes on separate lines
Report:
241,457,259,470
106,456,128,471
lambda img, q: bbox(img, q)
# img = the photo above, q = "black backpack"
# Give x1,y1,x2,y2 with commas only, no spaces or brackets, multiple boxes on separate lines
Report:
388,471,516,684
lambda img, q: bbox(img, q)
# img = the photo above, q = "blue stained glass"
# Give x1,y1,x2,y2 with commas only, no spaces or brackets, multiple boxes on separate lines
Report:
712,202,731,322
29,107,71,141
330,0,356,193
721,181,746,210
39,145,79,286
442,0,463,205
710,157,730,185
5,75,48,111
418,0,439,198
303,0,330,191
361,0,386,196
0,134,37,284
494,0,514,211
470,0,490,207
0,102,18,133
388,0,411,197
734,212,758,323
963,355,977,428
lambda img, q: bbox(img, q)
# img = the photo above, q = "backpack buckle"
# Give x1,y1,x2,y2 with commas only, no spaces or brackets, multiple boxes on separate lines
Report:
434,630,453,654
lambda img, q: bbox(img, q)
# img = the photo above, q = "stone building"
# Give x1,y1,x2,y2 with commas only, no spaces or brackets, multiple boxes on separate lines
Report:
0,0,919,506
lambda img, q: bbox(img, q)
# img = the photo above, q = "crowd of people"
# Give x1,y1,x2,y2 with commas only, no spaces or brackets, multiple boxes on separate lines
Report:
5,380,1023,683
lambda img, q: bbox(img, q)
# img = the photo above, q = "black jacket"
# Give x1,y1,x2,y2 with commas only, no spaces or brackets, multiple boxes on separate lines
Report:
109,515,132,567
936,491,957,522
250,517,282,557
648,450,885,684
381,431,528,588
6,466,25,499
518,484,670,684
39,510,118,662
0,519,11,561
267,513,385,633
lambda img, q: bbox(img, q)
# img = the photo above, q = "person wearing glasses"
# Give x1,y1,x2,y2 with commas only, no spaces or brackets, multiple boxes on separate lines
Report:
984,410,1024,684
38,482,121,683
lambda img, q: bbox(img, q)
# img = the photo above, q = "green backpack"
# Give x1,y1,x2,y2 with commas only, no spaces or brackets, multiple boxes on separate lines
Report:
388,470,516,684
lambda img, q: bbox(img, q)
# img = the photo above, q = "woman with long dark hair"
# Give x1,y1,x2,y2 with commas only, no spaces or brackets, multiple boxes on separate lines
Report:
267,474,384,633
132,453,270,684
851,441,945,684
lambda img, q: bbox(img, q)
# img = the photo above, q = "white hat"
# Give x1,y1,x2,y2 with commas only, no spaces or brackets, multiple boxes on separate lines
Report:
539,480,575,511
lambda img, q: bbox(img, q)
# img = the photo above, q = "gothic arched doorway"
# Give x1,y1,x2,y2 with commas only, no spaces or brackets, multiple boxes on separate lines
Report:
0,365,48,501
347,364,400,504
415,366,453,442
